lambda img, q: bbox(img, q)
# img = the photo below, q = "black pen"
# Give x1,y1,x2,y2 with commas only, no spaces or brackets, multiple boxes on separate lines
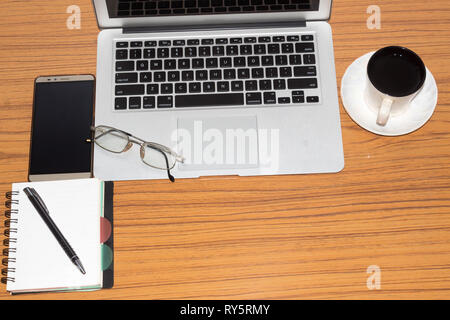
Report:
23,187,86,275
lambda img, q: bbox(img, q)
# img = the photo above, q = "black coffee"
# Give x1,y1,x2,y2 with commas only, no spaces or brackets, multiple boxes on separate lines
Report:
367,46,426,97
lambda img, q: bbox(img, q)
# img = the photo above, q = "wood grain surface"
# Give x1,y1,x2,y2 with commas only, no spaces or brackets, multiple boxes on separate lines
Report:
1,0,450,299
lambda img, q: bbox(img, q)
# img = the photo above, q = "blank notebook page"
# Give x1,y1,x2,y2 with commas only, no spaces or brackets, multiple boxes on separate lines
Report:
7,178,102,293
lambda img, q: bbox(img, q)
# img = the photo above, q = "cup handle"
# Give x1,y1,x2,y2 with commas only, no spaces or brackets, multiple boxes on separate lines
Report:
376,97,393,126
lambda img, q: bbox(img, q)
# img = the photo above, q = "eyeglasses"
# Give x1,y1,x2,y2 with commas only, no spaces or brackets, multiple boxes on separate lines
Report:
87,125,184,182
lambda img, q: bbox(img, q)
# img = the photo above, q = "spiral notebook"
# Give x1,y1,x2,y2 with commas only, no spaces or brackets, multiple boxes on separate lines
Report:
2,178,114,294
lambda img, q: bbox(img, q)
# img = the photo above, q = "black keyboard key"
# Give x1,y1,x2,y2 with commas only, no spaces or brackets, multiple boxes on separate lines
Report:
217,81,230,92
192,58,204,69
216,38,228,44
244,37,257,43
150,60,163,70
273,79,286,90
129,97,141,109
175,83,188,93
263,91,276,104
114,97,127,110
230,38,242,43
240,45,252,55
115,84,145,96
272,36,285,42
307,96,319,103
196,70,208,80
268,44,280,54
224,69,236,79
187,39,200,45
251,68,264,78
174,59,187,69
201,38,214,45
136,60,148,70
147,84,159,95
253,44,266,55
237,68,250,79
245,80,257,91
231,81,244,91
175,93,244,108
278,97,290,104
143,96,156,109
303,54,316,65
261,56,274,66
168,71,180,82
280,66,292,77
282,43,294,53
292,90,304,96
130,41,143,47
199,46,211,57
275,55,287,65
301,35,314,41
173,39,185,46
287,35,299,41
158,96,173,108
171,47,183,58
220,57,232,68
233,57,246,67
293,95,305,103
210,69,222,80
289,54,302,65
144,48,155,58
247,56,260,66
259,79,271,90
116,49,128,60
203,82,215,92
157,48,169,58
116,61,134,71
206,58,218,68
295,42,315,53
130,49,142,59
154,72,166,82
294,66,317,77
159,40,171,46
265,67,278,78
145,41,157,47
161,83,173,94
140,72,152,82
189,82,202,93
116,42,128,48
287,78,318,89
164,59,177,70
185,47,197,57
182,70,194,81
246,92,262,105
258,36,271,43
212,46,225,56
226,45,239,56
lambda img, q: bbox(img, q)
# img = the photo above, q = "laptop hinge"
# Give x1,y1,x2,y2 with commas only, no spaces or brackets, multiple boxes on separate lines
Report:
123,20,306,34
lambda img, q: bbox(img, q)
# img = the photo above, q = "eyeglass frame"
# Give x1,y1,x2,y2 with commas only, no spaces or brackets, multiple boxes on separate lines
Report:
87,125,184,182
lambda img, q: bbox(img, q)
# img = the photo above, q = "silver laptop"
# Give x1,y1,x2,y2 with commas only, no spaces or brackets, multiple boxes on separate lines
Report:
92,0,344,180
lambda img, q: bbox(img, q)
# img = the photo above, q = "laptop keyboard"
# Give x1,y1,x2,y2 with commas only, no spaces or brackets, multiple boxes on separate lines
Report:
114,34,320,110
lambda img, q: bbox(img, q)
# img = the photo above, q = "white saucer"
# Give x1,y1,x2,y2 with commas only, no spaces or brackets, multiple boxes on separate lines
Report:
340,52,438,136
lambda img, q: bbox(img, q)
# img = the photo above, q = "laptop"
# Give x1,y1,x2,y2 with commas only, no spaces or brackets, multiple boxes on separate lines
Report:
92,0,344,180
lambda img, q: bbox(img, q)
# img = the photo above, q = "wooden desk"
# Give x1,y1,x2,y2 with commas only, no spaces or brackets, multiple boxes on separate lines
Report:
1,0,449,299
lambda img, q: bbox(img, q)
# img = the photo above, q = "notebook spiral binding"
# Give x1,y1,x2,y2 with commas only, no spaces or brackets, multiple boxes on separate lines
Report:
2,191,18,284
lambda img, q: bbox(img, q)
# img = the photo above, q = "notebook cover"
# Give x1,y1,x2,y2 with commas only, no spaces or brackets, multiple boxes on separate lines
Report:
101,181,114,289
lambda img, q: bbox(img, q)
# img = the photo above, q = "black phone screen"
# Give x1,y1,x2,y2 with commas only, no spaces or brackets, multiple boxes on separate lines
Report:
29,79,94,175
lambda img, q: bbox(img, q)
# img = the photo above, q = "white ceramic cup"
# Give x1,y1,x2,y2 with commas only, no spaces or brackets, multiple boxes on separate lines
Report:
364,46,426,126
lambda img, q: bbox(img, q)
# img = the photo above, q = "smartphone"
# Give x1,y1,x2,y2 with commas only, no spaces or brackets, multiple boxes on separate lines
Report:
29,75,95,181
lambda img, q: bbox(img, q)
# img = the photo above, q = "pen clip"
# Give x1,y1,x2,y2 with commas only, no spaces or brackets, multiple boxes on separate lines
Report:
28,188,49,213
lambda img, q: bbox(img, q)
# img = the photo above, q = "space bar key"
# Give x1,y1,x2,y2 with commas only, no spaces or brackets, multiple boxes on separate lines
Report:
175,93,244,108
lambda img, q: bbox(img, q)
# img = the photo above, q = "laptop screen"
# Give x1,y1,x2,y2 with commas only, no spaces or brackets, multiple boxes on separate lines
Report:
105,0,320,18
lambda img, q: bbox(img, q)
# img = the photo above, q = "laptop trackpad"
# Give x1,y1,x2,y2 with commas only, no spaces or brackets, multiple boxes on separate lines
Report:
176,116,259,171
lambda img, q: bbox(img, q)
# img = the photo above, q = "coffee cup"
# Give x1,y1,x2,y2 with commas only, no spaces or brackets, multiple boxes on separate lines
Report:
364,46,426,126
